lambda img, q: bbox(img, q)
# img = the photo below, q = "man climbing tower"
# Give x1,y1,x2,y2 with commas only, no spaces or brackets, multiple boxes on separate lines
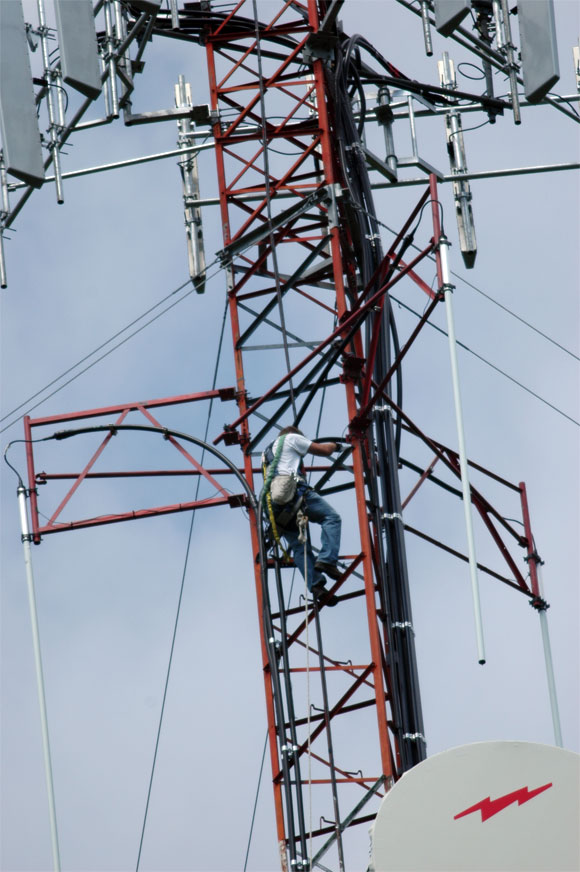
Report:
262,426,342,605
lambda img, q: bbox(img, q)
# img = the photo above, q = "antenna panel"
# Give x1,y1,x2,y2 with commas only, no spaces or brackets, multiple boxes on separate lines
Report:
433,0,471,37
53,0,101,100
517,0,560,103
0,0,44,188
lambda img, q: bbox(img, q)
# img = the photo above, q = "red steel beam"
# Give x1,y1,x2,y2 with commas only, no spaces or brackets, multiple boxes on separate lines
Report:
35,495,243,536
45,410,130,527
26,389,234,427
520,481,541,599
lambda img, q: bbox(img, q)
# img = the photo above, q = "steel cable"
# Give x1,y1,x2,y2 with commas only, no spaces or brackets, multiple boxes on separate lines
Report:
1,251,232,435
357,205,579,363
390,294,579,426
135,299,229,871
242,730,269,872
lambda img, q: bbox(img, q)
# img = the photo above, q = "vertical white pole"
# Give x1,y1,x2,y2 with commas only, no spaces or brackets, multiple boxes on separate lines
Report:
536,564,563,747
16,485,61,872
103,0,119,117
169,0,180,29
37,0,64,203
175,77,206,291
419,0,433,56
499,0,521,125
440,236,486,664
0,155,8,288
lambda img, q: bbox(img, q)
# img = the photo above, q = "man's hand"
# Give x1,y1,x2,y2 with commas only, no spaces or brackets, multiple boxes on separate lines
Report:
308,441,337,457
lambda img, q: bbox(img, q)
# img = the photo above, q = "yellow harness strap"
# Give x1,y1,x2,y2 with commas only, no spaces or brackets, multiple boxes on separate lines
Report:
263,462,292,563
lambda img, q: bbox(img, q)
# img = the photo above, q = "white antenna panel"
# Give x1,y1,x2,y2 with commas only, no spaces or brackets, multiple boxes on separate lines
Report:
433,0,471,37
518,0,560,103
54,0,102,100
0,0,44,187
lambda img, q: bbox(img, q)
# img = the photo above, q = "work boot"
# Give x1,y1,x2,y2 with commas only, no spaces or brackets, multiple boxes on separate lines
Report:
311,581,338,607
314,560,342,580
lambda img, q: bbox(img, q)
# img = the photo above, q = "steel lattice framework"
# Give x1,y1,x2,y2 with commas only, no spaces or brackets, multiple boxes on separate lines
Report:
196,1,540,866
203,3,427,864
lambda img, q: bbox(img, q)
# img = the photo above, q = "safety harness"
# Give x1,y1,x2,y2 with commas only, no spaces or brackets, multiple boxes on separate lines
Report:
261,434,307,560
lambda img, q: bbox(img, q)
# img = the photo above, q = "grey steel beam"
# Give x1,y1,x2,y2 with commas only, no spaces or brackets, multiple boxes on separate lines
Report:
7,143,217,190
127,160,579,207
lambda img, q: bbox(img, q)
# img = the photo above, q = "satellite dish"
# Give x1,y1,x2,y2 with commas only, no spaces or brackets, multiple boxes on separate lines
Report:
369,741,579,871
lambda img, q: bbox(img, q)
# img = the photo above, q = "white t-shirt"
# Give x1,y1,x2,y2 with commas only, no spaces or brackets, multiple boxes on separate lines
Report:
272,433,312,477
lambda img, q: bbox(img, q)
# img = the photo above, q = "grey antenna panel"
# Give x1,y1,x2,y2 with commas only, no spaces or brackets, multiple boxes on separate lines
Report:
433,0,471,37
518,0,560,103
54,0,101,100
0,0,44,188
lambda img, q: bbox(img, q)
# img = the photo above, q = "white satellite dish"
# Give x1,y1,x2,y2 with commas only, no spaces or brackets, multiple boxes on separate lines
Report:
369,741,579,871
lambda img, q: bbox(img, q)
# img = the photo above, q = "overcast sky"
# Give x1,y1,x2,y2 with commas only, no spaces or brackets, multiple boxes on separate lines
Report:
1,1,579,871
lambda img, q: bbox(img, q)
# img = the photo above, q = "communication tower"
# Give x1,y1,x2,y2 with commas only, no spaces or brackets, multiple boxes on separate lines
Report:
1,1,578,870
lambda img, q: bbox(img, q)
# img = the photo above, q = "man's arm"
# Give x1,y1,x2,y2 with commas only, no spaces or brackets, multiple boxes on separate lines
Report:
308,441,338,457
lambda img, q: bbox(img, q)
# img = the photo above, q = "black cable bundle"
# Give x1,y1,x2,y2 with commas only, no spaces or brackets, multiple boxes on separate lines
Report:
332,34,405,446
330,32,426,772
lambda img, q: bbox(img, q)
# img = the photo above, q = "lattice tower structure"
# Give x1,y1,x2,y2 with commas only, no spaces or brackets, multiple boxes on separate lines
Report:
202,2,428,866
11,3,551,869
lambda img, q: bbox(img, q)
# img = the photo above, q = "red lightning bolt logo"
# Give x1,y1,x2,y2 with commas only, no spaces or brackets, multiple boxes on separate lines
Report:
454,783,553,822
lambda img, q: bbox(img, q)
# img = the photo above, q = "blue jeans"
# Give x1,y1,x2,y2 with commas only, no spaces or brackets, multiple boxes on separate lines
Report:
277,484,341,591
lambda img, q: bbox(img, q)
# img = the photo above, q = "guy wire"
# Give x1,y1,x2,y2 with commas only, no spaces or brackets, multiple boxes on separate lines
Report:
243,730,269,872
135,298,229,871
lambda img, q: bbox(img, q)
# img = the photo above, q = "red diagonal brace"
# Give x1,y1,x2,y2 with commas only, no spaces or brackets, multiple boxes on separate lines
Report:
45,409,130,528
136,405,229,499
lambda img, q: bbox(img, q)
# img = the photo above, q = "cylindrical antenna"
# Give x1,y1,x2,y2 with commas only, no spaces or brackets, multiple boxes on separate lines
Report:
101,52,112,118
430,189,486,664
0,229,7,289
535,563,563,747
36,0,64,203
473,0,496,118
114,0,133,108
103,0,119,117
438,53,477,268
377,86,398,180
492,0,504,51
520,481,563,747
175,76,206,292
419,1,433,56
499,0,521,124
54,69,66,136
16,484,62,872
407,95,419,160
0,155,8,288
170,0,180,30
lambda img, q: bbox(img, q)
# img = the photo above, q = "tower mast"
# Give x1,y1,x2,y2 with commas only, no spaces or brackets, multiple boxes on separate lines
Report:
203,2,427,863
